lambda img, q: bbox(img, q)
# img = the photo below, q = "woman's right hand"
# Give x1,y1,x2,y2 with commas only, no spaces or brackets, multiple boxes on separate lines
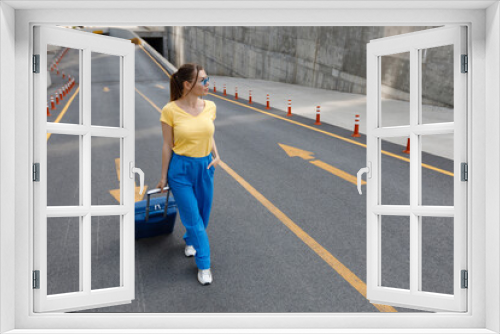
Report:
156,179,167,193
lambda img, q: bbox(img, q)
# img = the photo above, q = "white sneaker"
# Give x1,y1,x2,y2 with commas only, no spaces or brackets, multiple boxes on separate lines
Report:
185,245,196,257
197,269,213,285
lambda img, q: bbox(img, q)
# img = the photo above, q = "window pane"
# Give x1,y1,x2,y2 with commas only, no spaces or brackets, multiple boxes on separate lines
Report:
47,45,80,124
91,215,121,290
47,134,80,206
421,134,454,206
380,51,410,127
381,215,410,290
420,45,454,124
421,217,454,295
91,137,122,205
47,217,80,295
381,137,410,205
91,51,121,127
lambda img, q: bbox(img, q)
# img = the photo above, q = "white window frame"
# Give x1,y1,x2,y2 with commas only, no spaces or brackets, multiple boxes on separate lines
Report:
1,2,498,333
33,25,137,313
365,26,468,312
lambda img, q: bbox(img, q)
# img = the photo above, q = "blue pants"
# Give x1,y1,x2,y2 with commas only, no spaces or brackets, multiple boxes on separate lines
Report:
167,152,214,270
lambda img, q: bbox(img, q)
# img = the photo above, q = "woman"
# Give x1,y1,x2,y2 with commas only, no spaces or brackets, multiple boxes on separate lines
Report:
156,63,220,285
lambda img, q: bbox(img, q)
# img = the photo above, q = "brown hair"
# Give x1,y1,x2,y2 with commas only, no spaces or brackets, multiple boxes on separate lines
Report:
170,63,204,102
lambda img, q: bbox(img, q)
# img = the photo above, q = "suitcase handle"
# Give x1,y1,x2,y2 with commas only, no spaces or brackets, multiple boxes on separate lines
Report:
145,186,171,222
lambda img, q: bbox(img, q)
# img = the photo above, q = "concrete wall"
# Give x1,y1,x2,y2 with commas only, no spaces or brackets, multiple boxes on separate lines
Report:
165,26,453,108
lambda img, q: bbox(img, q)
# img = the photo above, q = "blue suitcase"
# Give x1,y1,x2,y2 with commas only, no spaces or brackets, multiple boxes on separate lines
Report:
135,186,177,239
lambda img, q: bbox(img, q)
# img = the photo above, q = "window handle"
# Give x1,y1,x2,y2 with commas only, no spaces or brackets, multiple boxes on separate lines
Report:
357,162,371,195
129,162,144,195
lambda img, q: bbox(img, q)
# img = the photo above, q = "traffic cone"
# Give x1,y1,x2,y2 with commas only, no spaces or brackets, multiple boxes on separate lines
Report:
315,106,321,125
266,94,270,109
47,102,52,117
55,93,59,105
249,90,252,104
351,114,361,137
403,138,410,154
235,86,238,100
223,84,226,96
50,95,56,110
287,100,292,117
213,81,216,93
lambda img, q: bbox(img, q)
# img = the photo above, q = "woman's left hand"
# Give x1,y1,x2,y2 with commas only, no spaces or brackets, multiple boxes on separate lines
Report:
207,156,221,169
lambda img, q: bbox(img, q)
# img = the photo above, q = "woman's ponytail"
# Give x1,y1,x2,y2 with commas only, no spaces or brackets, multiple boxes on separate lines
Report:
169,63,204,102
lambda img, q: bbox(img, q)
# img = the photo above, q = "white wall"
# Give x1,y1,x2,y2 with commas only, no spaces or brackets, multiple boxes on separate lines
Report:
0,2,16,334
486,2,500,333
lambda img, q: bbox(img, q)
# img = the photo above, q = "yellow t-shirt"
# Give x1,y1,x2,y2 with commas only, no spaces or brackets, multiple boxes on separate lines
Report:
159,99,216,157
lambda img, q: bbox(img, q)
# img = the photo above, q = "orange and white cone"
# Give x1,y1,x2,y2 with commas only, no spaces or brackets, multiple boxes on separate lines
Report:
315,106,321,125
287,100,292,117
266,94,270,109
351,114,361,137
51,95,56,110
249,90,252,104
235,86,238,100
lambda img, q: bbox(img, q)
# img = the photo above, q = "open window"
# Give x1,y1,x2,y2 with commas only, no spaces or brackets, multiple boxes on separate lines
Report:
32,25,141,312
360,26,467,312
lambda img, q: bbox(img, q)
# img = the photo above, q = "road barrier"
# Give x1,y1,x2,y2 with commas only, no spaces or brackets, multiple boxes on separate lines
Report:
315,106,321,125
351,114,361,137
287,100,292,117
266,94,270,109
403,138,410,154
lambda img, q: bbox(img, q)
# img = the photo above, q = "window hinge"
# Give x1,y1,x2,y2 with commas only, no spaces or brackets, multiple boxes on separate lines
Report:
33,163,40,182
33,54,40,73
461,162,468,181
461,270,468,289
461,54,468,73
33,270,40,289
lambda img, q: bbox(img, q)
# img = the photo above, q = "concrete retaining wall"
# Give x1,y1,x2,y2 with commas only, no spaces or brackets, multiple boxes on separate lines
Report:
165,26,453,108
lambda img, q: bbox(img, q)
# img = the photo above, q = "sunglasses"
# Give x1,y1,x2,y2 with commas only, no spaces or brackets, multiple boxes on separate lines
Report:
200,76,210,85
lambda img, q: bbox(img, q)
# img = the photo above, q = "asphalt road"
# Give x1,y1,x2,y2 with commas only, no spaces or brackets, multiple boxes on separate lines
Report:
44,44,455,313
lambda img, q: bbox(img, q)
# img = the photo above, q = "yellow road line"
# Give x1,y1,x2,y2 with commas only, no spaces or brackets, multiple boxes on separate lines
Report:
136,87,162,113
47,86,80,141
136,75,394,312
219,160,396,313
139,45,171,79
310,160,366,186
